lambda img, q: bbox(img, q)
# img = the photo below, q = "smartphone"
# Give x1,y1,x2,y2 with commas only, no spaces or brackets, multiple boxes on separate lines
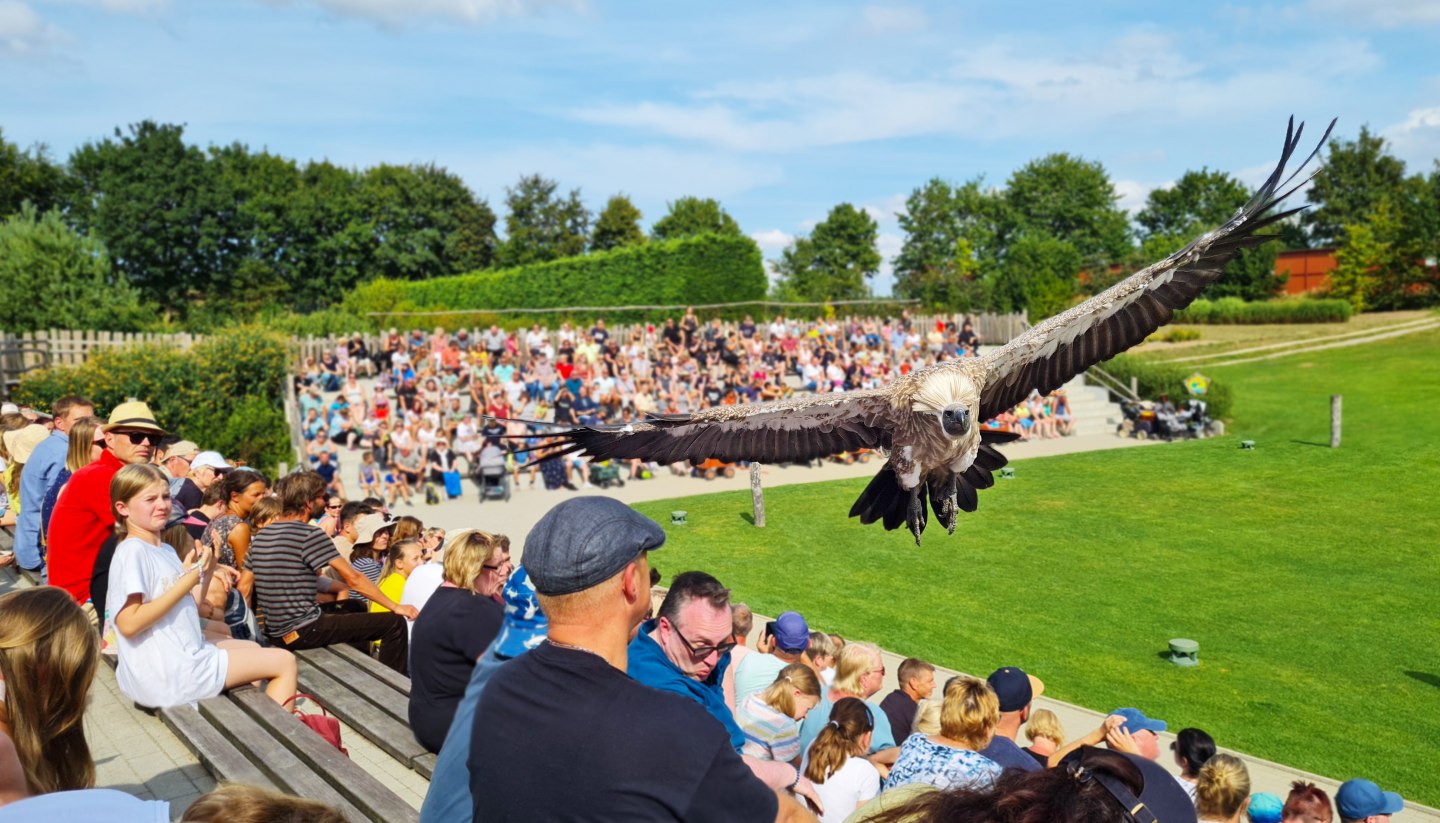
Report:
763,620,777,641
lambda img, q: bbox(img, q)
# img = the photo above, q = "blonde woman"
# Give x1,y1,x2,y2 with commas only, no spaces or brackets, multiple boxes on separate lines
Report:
407,529,509,753
735,663,822,763
0,587,99,797
1022,707,1065,765
803,697,880,823
1197,754,1251,823
883,675,1002,792
370,538,424,614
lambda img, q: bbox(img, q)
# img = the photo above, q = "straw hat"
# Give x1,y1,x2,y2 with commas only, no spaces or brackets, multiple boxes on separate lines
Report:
103,401,166,434
2,424,50,464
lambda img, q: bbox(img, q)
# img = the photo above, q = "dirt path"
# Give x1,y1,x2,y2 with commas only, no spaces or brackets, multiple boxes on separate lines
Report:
1197,316,1439,368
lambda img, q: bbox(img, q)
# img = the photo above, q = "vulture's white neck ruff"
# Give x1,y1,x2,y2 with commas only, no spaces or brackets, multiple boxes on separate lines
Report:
909,369,979,416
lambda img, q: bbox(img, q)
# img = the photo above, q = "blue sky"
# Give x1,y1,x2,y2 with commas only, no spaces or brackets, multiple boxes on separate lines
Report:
3,0,1438,293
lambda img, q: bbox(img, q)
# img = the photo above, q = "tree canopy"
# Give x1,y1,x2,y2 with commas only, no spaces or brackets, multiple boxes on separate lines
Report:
773,203,881,302
650,196,742,242
0,203,144,331
590,194,646,252
496,173,590,268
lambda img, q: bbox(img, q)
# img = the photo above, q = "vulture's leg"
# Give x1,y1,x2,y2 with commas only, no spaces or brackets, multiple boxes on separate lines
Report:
906,485,928,546
928,474,958,535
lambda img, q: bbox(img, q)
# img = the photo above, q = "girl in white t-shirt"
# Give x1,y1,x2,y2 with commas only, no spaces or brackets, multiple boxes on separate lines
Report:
804,697,881,823
107,463,297,709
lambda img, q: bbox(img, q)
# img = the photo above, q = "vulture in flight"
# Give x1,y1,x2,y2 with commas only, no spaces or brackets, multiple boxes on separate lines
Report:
522,118,1335,544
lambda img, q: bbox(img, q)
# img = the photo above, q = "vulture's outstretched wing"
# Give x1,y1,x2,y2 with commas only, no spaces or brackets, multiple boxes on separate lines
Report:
976,117,1335,419
527,389,896,466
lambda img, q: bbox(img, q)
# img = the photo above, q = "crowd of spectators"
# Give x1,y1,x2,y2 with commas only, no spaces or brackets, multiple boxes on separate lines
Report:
292,311,1076,504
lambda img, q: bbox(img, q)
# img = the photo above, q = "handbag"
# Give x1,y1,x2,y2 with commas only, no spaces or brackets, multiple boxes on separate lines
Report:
285,693,347,756
424,483,440,505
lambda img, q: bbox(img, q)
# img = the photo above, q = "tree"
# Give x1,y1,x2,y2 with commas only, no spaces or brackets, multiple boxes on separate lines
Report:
649,196,742,242
1133,168,1285,301
0,129,66,218
1329,197,1434,311
358,163,497,281
1003,153,1132,266
496,174,589,268
1305,126,1409,246
987,233,1082,321
892,177,1005,309
590,194,646,252
773,203,881,302
0,204,144,331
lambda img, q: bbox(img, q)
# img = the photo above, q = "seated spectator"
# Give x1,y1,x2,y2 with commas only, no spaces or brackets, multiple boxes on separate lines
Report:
0,587,98,797
1196,753,1251,823
798,642,899,772
1335,778,1404,823
1,425,48,540
1104,707,1168,762
735,663,822,764
370,537,424,614
408,530,508,753
392,514,423,546
883,675,1002,793
1250,792,1286,823
978,666,1045,772
249,471,416,674
803,697,880,823
400,535,448,622
180,782,349,823
808,631,838,687
346,513,395,609
733,610,811,704
358,451,383,500
1021,707,1065,766
722,602,755,709
39,416,105,557
1282,781,1334,823
421,527,446,563
106,464,297,708
1174,727,1218,803
879,657,936,745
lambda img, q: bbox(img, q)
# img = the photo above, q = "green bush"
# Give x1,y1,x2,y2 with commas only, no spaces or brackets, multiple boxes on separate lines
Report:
1098,354,1233,420
1175,297,1352,324
1148,328,1202,343
344,232,767,327
13,325,294,474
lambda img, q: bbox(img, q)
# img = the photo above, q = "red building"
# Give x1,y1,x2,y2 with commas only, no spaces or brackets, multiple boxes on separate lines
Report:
1275,248,1338,295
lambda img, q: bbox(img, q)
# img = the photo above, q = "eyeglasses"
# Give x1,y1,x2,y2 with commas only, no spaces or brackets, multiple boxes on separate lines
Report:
667,618,737,660
119,431,162,445
169,454,193,467
326,504,341,511
482,556,512,572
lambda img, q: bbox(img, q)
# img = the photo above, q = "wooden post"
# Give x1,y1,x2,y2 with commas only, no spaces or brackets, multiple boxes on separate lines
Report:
1130,377,1139,400
1330,394,1342,448
750,463,765,528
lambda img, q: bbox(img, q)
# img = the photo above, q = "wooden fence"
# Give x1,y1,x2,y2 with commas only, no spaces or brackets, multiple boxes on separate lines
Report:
0,330,208,399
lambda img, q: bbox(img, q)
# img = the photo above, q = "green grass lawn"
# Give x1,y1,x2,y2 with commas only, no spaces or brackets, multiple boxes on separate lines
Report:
634,327,1440,805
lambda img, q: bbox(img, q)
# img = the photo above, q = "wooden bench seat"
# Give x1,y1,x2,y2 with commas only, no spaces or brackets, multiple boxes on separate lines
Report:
295,645,437,778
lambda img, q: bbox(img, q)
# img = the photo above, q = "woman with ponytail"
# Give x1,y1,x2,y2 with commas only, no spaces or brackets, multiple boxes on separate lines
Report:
1197,753,1251,822
736,663,822,764
803,697,880,823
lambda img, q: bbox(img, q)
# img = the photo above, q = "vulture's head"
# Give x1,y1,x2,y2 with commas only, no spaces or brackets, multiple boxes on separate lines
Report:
910,367,981,442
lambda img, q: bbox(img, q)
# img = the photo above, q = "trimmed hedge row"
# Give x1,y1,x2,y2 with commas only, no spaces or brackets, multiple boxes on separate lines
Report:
1174,297,1352,324
343,232,767,328
14,326,293,474
1098,353,1234,420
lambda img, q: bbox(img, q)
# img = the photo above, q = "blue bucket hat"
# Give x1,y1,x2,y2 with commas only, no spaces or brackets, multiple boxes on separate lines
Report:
1247,792,1283,823
494,566,548,659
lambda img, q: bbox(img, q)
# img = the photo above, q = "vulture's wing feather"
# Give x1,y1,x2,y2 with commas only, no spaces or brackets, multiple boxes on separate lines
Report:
976,117,1335,419
542,389,896,465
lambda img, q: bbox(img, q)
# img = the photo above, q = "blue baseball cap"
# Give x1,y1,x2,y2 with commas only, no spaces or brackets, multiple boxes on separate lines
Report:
773,611,810,652
1110,707,1167,735
493,566,548,658
1247,792,1283,823
1336,779,1404,819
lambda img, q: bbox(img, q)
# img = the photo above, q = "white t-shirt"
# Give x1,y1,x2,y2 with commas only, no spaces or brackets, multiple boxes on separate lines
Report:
401,563,445,639
813,756,881,823
106,537,228,709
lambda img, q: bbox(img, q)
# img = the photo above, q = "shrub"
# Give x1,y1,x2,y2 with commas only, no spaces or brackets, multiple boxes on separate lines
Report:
1097,354,1233,420
1175,297,1351,324
344,232,767,327
1148,328,1202,343
13,325,294,474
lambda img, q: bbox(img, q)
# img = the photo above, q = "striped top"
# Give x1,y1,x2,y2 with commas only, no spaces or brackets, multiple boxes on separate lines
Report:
249,520,339,637
736,692,802,762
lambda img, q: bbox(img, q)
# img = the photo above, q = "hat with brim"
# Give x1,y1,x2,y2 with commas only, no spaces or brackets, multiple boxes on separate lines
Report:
355,513,396,545
494,566,548,658
166,440,201,460
1337,779,1404,819
3,424,50,464
104,401,166,434
988,667,1046,713
192,451,233,472
1111,707,1167,735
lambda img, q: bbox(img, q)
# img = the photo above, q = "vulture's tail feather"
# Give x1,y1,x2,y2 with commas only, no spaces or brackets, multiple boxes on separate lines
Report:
849,462,913,532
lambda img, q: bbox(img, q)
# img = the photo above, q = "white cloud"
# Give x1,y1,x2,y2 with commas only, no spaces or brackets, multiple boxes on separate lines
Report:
1307,0,1440,27
0,0,67,57
860,4,928,35
1382,105,1440,171
54,0,168,11
257,0,584,27
1113,178,1167,215
751,228,795,257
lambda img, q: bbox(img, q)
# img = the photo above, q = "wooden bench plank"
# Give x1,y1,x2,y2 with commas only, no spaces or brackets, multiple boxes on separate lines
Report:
295,655,429,768
299,646,409,724
159,704,279,792
199,694,370,822
413,752,436,780
328,642,413,696
230,688,419,823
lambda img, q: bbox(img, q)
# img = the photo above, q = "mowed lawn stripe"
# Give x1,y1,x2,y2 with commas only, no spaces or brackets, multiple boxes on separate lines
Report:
634,327,1440,806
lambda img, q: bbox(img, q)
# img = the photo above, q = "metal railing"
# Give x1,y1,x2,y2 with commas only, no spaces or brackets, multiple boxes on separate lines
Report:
1084,364,1140,404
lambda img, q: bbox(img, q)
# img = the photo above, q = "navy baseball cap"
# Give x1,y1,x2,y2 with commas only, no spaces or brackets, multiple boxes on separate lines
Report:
1060,748,1197,823
1336,779,1404,819
1111,707,1167,735
773,611,810,652
523,497,665,596
987,667,1045,713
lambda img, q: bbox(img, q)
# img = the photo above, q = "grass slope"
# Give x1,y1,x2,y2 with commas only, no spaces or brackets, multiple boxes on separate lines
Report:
634,327,1440,805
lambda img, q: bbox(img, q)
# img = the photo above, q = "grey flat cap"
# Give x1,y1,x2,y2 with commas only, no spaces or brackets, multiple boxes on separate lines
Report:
524,497,665,596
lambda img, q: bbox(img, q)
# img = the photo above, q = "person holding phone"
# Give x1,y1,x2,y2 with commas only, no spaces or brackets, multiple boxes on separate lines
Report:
733,611,813,705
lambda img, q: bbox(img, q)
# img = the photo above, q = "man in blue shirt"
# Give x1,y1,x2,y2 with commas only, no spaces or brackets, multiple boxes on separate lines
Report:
15,395,92,572
978,666,1046,772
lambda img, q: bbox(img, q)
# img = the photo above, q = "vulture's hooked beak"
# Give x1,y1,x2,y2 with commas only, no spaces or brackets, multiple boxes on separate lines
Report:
941,405,971,438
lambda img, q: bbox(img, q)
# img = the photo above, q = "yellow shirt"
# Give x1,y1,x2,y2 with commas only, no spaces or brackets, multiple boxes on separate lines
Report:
369,572,407,613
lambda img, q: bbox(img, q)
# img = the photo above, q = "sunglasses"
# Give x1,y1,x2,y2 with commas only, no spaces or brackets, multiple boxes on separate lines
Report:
118,431,162,445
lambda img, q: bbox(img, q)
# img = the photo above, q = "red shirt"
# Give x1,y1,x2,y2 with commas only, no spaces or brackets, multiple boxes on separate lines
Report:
47,449,126,603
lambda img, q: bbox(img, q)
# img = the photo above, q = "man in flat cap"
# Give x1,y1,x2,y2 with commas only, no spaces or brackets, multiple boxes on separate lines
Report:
466,497,814,822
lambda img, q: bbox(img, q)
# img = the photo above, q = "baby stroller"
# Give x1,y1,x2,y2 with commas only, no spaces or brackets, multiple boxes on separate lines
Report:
588,460,626,489
473,444,511,503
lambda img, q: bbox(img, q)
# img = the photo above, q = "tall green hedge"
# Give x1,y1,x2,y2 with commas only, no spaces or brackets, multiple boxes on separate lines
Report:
1174,297,1352,324
343,232,767,327
1098,354,1234,420
13,326,293,474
